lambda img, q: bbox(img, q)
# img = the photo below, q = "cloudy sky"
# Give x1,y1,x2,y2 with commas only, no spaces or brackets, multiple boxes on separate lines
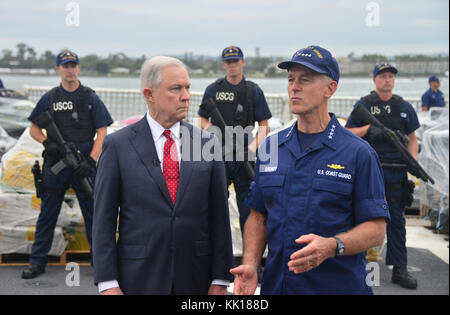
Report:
1,0,448,58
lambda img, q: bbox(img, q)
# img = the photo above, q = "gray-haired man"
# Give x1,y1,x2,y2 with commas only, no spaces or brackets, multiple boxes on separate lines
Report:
93,56,233,295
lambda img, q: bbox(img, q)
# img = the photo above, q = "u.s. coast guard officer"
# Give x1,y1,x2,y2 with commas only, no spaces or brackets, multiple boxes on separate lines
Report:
421,75,445,112
231,45,390,295
198,46,271,238
346,64,420,289
22,50,113,279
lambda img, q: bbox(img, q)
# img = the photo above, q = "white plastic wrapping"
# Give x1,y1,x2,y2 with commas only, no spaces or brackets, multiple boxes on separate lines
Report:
416,108,449,142
0,225,67,256
0,125,17,161
227,185,243,256
418,108,449,232
0,127,44,194
0,193,82,227
0,126,86,255
0,192,83,255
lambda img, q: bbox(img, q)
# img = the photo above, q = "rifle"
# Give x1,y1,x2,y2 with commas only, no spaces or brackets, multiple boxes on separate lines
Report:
35,111,94,199
203,98,255,181
351,103,435,184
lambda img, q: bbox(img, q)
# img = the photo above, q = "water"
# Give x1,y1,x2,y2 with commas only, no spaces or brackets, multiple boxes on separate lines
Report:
1,74,449,99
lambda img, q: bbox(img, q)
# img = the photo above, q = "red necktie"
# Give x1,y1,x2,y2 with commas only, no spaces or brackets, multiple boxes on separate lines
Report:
163,130,179,205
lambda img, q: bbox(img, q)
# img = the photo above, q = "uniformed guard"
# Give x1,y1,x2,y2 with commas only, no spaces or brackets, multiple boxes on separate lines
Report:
231,45,390,295
198,46,272,235
21,50,113,279
345,63,420,289
421,75,446,112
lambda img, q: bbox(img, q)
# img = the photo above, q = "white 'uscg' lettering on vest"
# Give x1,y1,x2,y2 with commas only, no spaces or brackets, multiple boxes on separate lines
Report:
370,106,381,115
216,92,235,102
53,101,73,111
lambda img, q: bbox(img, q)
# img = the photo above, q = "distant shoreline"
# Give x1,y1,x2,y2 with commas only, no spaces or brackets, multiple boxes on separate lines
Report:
1,72,447,79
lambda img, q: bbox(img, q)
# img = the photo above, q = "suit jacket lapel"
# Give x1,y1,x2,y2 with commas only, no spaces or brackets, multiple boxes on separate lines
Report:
174,121,194,209
129,117,173,207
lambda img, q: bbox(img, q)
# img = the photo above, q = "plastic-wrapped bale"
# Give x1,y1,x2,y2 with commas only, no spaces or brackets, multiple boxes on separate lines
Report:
1,151,38,192
0,118,134,194
64,225,90,251
366,237,386,261
0,125,17,160
431,195,449,234
0,225,67,256
0,115,136,191
227,184,243,257
1,127,43,193
416,108,449,142
63,198,90,251
0,192,83,228
228,184,268,258
418,110,449,233
0,192,84,255
0,127,77,195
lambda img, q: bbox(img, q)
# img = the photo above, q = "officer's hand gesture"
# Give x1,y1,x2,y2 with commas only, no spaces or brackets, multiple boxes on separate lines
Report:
288,234,336,274
230,264,258,295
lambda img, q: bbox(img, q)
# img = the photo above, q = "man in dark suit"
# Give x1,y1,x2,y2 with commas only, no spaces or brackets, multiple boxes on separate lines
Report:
92,56,233,295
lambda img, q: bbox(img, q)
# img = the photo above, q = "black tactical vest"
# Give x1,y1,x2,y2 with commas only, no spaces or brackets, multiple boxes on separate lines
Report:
213,78,255,129
49,85,96,142
362,91,407,154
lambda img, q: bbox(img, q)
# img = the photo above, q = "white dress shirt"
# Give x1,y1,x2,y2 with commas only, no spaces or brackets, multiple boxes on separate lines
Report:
98,113,229,293
146,112,181,172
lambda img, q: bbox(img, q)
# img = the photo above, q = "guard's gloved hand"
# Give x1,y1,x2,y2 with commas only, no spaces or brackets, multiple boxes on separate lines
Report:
43,139,61,158
366,125,384,141
73,156,96,178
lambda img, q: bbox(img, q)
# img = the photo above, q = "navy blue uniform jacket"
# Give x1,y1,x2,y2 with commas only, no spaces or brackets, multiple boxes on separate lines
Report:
92,117,233,294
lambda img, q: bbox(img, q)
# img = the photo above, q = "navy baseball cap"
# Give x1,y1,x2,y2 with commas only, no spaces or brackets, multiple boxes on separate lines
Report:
278,45,340,82
222,46,244,61
56,50,79,66
373,63,398,77
428,75,440,83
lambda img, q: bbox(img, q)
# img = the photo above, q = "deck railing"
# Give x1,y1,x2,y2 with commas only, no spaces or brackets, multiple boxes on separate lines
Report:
24,85,448,126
